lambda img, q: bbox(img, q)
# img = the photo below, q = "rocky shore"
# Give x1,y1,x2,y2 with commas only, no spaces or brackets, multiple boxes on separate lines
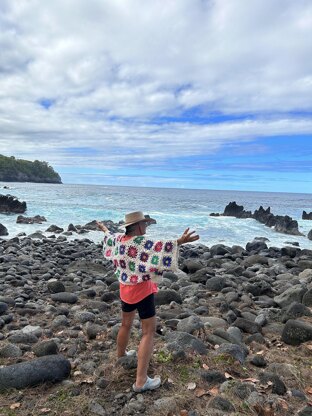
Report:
211,202,305,237
0,226,312,415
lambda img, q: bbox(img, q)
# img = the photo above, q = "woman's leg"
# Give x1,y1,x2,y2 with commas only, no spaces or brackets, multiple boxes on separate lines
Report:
117,310,136,358
135,315,156,387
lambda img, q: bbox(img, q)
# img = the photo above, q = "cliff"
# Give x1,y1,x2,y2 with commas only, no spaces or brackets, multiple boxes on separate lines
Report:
0,154,62,184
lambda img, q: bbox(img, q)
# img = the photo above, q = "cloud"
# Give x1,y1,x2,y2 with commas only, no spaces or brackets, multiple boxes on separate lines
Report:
0,0,311,174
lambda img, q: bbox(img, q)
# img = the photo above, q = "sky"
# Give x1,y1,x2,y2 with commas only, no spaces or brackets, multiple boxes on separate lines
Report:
0,0,312,193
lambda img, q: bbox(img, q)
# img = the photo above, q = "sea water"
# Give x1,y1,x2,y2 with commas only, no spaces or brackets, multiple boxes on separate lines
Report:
0,182,311,249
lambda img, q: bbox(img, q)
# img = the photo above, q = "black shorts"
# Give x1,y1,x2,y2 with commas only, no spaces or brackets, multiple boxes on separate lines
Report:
121,293,156,320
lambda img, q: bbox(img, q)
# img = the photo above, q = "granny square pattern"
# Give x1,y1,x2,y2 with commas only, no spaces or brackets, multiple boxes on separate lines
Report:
103,233,179,285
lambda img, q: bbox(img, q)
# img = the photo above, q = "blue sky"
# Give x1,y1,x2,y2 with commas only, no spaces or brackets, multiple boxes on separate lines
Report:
0,0,312,193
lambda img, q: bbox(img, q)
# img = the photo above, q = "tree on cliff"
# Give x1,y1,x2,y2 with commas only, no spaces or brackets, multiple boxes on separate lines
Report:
0,154,62,183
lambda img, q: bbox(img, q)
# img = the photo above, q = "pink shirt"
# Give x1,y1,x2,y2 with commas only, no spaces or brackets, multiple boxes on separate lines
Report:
119,235,158,304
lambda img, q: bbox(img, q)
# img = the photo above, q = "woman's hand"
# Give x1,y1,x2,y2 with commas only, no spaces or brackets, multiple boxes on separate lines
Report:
96,221,109,233
177,228,200,245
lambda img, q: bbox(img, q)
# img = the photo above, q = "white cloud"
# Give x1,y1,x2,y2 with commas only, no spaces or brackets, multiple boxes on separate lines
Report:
0,0,311,170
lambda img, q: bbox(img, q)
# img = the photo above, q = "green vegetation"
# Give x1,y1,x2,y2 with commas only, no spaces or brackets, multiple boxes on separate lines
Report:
0,154,62,183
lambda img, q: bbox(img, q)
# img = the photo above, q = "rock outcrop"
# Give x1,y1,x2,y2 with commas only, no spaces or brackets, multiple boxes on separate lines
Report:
212,201,303,236
0,194,27,213
302,211,312,220
16,215,47,224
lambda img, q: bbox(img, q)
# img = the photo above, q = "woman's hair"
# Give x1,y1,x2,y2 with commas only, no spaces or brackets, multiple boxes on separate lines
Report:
125,223,137,235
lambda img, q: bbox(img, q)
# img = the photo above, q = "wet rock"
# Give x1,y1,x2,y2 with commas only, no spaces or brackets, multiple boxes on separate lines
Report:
0,223,8,236
16,215,47,224
0,355,71,390
0,194,26,214
46,225,64,233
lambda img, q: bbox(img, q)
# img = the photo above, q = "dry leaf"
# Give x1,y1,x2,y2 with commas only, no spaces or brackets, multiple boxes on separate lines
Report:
195,388,209,398
214,344,220,350
39,409,51,414
241,377,259,383
180,410,188,416
279,400,288,410
209,387,219,396
224,372,233,379
73,370,82,376
202,363,209,370
10,403,21,410
167,378,174,384
256,350,264,355
187,382,196,390
81,377,94,384
305,387,312,395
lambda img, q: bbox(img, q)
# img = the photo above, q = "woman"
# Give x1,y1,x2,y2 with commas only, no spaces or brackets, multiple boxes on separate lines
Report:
97,211,199,392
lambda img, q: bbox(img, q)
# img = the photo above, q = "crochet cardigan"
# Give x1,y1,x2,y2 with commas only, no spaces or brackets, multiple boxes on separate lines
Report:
103,232,179,285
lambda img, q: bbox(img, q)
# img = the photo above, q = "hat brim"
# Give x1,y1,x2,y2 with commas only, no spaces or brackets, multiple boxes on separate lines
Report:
121,217,156,228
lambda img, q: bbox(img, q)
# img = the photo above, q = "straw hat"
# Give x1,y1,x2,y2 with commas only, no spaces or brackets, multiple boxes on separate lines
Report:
123,211,156,227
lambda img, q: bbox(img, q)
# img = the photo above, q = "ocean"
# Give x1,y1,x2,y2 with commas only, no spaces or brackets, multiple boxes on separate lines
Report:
1,182,311,249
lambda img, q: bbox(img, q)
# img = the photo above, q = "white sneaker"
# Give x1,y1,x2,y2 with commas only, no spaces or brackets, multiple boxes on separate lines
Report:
126,350,136,357
133,376,161,393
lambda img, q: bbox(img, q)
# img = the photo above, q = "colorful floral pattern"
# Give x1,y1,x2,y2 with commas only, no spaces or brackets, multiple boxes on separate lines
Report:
144,240,153,250
103,232,178,285
165,242,173,252
127,246,138,258
130,275,138,284
151,255,159,265
140,252,149,262
129,261,135,272
163,256,172,267
134,236,144,244
154,241,163,252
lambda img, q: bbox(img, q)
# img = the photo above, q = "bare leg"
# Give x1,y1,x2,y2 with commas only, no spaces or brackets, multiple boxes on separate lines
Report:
135,315,156,387
117,310,136,358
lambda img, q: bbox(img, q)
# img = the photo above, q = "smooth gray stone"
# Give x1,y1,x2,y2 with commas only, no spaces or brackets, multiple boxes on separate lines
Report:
165,331,207,355
0,355,71,390
33,340,59,357
51,292,78,304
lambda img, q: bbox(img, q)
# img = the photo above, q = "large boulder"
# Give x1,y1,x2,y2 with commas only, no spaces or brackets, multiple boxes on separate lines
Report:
0,194,26,213
281,320,312,345
0,223,8,236
274,285,306,308
0,355,71,390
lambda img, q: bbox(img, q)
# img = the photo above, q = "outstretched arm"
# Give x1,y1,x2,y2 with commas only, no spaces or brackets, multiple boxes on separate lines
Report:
177,228,200,245
96,221,109,233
